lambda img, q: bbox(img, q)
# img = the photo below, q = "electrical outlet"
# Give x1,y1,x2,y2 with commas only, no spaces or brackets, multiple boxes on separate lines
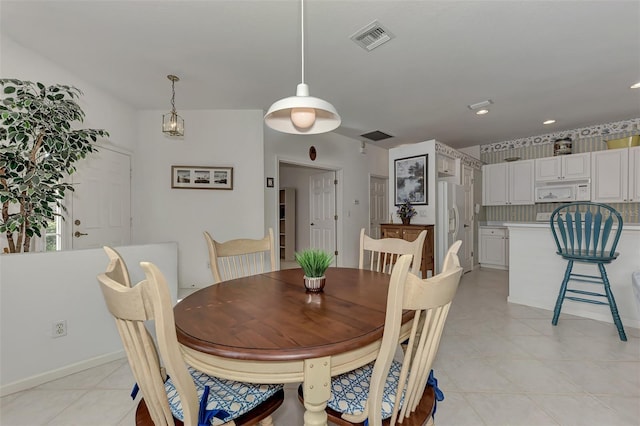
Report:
52,320,67,338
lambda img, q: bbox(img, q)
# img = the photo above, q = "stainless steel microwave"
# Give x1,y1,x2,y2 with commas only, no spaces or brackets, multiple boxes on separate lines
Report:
534,180,590,203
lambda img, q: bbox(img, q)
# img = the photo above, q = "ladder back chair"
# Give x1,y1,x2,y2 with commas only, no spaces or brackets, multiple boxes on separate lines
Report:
300,241,463,426
550,202,627,341
103,246,132,288
359,228,427,275
97,259,284,426
204,229,276,284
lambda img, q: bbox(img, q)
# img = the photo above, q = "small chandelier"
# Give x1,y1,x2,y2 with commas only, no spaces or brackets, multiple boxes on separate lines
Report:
264,0,340,134
162,74,184,136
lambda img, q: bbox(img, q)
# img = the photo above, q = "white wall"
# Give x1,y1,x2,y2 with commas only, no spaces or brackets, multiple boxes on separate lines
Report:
134,110,265,288
0,243,179,395
1,37,137,151
265,131,388,268
388,140,437,225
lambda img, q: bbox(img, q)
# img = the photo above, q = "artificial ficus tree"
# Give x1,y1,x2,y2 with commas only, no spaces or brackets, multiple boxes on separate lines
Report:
0,79,108,253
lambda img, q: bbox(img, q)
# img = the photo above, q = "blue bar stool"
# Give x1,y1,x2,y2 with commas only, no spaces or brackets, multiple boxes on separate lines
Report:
550,202,627,341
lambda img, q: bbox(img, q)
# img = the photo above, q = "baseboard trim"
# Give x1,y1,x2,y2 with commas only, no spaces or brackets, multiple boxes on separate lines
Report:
0,350,126,397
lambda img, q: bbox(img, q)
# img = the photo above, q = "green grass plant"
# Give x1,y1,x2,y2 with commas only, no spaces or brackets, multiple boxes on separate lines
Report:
294,249,333,277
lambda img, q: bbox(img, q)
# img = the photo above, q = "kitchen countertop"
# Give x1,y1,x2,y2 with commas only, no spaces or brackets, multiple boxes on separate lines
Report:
504,222,640,231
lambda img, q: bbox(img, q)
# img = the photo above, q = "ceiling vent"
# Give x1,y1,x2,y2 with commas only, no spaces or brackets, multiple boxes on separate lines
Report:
361,130,393,141
350,21,394,51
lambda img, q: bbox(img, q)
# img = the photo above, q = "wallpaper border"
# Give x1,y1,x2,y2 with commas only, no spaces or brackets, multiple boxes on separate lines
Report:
480,118,640,154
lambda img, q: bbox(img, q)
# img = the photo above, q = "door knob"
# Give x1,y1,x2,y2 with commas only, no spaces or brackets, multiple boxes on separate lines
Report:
74,231,88,237
310,223,315,226
464,224,470,228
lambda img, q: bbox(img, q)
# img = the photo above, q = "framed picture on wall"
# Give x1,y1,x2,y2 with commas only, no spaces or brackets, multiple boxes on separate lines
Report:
394,154,427,205
171,166,233,190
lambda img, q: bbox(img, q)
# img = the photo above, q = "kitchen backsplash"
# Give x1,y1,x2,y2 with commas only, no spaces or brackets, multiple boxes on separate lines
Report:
485,201,639,224
480,118,640,223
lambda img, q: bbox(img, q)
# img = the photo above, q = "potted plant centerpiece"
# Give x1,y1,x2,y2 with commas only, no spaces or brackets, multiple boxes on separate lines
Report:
294,249,333,293
397,199,417,225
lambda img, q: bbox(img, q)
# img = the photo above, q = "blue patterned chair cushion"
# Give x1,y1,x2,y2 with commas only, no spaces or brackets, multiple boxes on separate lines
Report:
165,366,283,425
328,360,404,419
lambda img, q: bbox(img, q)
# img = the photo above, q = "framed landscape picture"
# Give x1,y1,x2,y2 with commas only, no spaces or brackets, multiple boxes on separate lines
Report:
394,154,427,205
171,166,233,190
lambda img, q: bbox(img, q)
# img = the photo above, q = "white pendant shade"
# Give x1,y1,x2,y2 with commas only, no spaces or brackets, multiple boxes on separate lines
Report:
264,0,341,135
265,84,341,134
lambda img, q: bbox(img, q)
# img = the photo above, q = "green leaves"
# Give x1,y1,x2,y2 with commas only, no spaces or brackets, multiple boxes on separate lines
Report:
295,249,334,278
0,78,109,253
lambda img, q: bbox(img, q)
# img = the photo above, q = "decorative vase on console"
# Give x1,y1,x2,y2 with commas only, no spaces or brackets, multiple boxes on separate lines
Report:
397,199,417,226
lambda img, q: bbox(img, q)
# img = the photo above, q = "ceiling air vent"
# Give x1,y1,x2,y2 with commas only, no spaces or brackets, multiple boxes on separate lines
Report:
361,130,393,141
350,20,394,51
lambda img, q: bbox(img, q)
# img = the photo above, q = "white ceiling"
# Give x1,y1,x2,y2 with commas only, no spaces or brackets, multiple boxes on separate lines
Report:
2,0,639,150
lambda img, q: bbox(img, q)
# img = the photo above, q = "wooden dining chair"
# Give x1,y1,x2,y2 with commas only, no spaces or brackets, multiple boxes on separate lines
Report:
97,260,284,426
359,228,427,275
300,241,463,426
550,202,627,341
103,246,132,287
204,229,277,284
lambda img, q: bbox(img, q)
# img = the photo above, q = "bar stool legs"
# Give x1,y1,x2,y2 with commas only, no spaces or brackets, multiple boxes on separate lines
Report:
598,263,627,341
552,260,573,326
552,260,627,342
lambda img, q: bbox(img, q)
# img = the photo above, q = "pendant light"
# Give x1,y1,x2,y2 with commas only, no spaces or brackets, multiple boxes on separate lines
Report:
162,74,184,136
264,0,341,134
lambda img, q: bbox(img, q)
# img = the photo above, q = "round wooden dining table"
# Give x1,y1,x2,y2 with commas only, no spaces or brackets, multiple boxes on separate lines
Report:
174,267,413,426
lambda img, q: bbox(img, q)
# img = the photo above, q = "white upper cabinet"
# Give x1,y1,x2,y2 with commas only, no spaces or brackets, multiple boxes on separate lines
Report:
535,152,591,181
437,154,461,184
591,148,629,202
482,159,535,206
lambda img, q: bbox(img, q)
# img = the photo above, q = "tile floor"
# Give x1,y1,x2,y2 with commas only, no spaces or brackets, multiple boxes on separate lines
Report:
2,268,639,425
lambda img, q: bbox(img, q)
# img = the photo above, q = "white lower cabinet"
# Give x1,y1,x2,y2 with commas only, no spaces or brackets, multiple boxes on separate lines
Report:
479,226,508,269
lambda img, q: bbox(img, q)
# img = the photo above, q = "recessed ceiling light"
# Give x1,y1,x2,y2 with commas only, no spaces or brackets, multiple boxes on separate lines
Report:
468,99,493,111
475,109,489,115
631,82,640,89
543,119,556,125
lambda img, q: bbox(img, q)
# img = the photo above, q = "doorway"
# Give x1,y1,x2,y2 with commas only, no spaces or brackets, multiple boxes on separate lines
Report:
369,175,388,239
278,161,339,267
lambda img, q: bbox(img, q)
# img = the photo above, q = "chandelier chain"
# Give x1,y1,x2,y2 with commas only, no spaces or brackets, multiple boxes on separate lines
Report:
170,79,176,114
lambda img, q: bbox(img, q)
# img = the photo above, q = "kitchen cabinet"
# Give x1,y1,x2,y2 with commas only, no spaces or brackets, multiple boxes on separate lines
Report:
591,147,639,202
535,152,591,181
437,154,460,184
279,188,296,260
482,159,535,206
380,224,434,278
479,226,508,269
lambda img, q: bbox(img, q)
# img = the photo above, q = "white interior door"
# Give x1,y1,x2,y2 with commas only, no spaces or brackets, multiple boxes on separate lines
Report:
461,165,474,272
369,176,388,239
71,146,131,249
310,170,336,261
